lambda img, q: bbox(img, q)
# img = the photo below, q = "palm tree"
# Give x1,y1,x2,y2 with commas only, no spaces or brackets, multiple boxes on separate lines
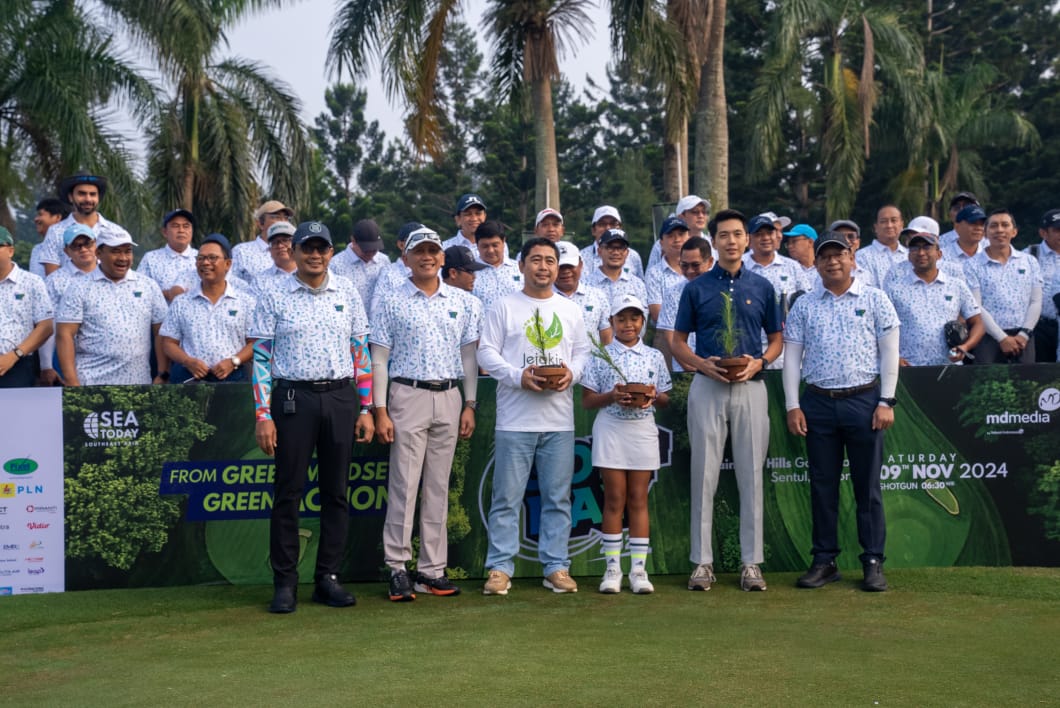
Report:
328,0,592,212
747,1,923,222
0,0,156,232
893,64,1039,220
105,0,310,240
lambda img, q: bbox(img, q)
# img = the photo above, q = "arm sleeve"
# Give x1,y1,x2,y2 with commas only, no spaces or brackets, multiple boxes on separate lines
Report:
461,342,479,401
878,328,900,400
252,338,273,421
352,335,372,408
782,341,803,411
1018,286,1043,338
970,288,1008,341
370,344,390,407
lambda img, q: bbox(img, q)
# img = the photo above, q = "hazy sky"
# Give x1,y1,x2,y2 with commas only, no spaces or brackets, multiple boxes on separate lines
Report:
223,0,613,141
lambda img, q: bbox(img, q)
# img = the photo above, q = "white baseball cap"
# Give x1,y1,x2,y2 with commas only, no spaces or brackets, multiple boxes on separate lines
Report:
901,216,940,237
676,195,711,215
535,208,564,227
591,205,621,225
611,293,648,317
555,240,580,267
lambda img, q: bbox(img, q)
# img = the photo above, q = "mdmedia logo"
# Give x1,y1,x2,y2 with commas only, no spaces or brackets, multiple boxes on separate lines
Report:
83,410,140,446
2,458,38,475
984,386,1056,430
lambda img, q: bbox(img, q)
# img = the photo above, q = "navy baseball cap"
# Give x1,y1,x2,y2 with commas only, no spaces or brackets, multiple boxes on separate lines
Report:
163,208,196,228
747,215,777,235
659,215,689,237
1040,209,1060,229
949,191,979,208
599,228,630,246
814,231,851,255
454,193,487,215
956,205,987,224
200,233,232,257
352,219,384,250
292,221,333,247
445,246,488,272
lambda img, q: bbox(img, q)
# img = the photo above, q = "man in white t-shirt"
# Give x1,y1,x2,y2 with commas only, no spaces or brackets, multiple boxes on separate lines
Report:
477,237,591,596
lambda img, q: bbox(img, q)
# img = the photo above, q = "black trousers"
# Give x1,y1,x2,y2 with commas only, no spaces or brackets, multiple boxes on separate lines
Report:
270,384,358,586
801,386,886,565
0,353,37,388
1033,317,1057,363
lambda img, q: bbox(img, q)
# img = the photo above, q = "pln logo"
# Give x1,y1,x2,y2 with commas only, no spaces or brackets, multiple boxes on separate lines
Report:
83,410,140,445
0,483,14,499
476,428,673,562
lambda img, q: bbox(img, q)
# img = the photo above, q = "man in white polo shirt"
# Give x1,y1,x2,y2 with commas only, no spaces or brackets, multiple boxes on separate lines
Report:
55,230,168,385
0,226,53,388
138,209,199,302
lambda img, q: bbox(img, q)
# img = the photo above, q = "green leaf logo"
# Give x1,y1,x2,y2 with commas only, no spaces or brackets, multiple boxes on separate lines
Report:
526,312,564,351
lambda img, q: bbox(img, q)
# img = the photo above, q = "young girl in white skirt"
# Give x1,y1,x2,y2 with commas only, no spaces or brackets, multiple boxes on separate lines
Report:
581,293,671,593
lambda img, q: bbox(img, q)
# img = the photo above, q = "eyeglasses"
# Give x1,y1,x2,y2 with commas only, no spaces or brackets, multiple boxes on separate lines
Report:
816,251,849,263
297,242,332,254
602,242,628,251
907,243,937,252
67,242,94,251
195,254,226,263
269,238,293,250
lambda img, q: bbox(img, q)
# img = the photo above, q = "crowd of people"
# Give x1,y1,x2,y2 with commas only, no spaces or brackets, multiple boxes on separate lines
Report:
2,172,1058,612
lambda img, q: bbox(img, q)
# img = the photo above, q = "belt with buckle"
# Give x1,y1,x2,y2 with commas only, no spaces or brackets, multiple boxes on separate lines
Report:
806,378,878,399
275,377,351,392
392,377,459,392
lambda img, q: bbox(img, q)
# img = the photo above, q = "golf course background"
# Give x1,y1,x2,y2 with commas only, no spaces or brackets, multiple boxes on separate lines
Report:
55,364,1060,590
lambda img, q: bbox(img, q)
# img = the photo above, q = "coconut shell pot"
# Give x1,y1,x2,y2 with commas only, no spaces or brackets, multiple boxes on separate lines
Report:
534,365,568,389
618,382,654,407
717,357,747,382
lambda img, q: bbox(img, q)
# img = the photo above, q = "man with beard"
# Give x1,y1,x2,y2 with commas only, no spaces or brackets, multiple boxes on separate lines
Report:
38,172,133,276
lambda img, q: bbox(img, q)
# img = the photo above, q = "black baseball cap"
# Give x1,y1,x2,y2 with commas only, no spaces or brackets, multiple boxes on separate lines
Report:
352,219,384,250
444,246,488,272
814,231,852,256
292,221,333,247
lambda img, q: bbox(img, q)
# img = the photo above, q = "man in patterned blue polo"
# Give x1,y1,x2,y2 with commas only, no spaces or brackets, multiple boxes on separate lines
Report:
471,220,521,310
0,226,53,388
646,216,690,363
743,214,808,370
672,209,782,593
138,209,198,302
38,172,132,276
331,219,391,305
553,241,611,345
160,234,254,383
250,221,374,613
54,230,168,386
783,231,900,592
884,230,984,366
656,236,713,370
583,229,649,305
370,227,483,602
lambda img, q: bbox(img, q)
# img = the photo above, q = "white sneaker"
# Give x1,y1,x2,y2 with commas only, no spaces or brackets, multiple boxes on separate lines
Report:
598,566,622,594
629,567,655,594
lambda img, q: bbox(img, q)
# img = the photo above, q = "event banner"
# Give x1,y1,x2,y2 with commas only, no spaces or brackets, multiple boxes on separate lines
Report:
57,364,1060,590
0,387,65,595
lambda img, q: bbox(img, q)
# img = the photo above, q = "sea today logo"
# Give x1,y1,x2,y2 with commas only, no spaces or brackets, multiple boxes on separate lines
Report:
83,410,140,446
476,429,673,562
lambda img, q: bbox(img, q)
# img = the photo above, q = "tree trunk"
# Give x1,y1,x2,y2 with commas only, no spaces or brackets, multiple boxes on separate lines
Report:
531,77,560,212
181,91,201,211
662,118,685,202
694,0,728,210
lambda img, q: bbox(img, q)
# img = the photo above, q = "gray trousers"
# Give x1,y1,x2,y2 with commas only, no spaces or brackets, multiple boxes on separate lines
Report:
687,374,768,566
382,383,460,576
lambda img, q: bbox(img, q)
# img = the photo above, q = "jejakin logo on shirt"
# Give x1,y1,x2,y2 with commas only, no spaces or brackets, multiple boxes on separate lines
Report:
523,311,563,367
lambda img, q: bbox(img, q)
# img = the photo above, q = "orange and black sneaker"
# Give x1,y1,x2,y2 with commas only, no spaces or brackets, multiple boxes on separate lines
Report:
414,571,462,597
388,569,416,602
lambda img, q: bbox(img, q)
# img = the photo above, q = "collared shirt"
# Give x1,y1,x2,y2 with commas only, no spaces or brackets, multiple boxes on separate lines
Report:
231,237,272,283
1028,241,1060,320
55,269,167,385
39,214,132,267
940,239,985,266
807,263,876,293
743,252,807,369
0,264,52,351
137,245,199,290
857,240,909,288
784,278,900,388
581,339,672,420
29,243,46,278
882,259,965,289
252,265,298,298
174,270,254,301
440,233,474,251
583,266,649,306
645,260,686,308
330,248,390,304
580,243,644,279
553,281,611,341
370,279,482,380
368,260,412,317
965,248,1043,330
249,272,369,381
45,262,95,306
674,263,780,360
160,282,253,366
657,279,695,371
940,231,985,257
472,259,522,310
884,268,980,366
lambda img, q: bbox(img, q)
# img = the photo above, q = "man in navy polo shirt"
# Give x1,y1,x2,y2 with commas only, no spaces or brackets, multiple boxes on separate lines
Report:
672,209,783,593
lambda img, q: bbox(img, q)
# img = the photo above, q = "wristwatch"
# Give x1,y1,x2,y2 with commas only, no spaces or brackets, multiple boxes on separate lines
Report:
13,347,25,359
231,355,242,367
758,357,770,369
879,397,898,407
464,400,478,411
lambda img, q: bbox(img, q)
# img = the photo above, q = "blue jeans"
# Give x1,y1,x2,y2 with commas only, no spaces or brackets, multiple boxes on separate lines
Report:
486,430,575,577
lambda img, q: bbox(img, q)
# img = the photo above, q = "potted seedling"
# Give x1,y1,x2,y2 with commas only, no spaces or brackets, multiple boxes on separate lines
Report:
589,333,654,407
715,291,747,382
527,308,568,389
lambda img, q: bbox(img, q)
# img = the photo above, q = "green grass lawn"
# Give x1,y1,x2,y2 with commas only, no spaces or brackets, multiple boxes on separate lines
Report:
5,567,1059,706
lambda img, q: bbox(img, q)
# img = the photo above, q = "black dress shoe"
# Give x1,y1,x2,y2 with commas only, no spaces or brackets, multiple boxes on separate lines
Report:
269,585,297,613
312,573,357,607
862,559,888,592
796,561,841,588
